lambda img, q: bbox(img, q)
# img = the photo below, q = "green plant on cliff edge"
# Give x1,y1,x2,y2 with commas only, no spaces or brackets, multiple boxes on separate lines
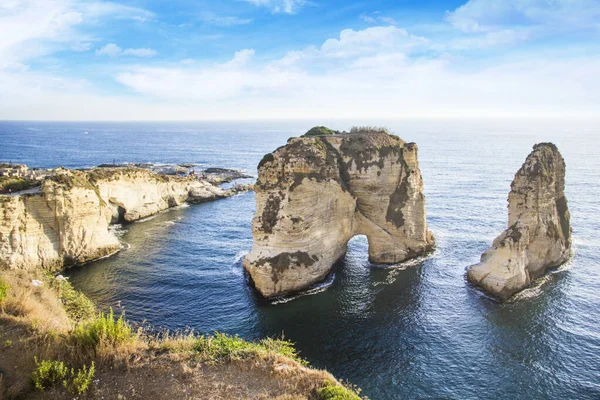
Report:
0,278,9,303
32,358,95,394
72,308,134,351
304,126,336,136
317,383,362,400
193,332,306,364
44,273,95,321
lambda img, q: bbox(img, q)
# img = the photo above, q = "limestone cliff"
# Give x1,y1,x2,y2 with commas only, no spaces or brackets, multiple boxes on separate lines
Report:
0,168,236,271
467,143,572,300
243,130,434,298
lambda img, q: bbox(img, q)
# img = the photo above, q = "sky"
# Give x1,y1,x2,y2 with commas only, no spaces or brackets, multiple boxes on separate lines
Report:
0,0,599,121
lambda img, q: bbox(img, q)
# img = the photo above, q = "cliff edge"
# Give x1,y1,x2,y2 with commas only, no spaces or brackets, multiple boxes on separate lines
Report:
467,143,572,300
243,128,434,298
0,168,245,271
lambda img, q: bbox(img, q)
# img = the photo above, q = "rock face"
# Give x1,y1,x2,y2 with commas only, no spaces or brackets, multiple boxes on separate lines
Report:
243,131,434,298
467,143,572,300
0,168,236,271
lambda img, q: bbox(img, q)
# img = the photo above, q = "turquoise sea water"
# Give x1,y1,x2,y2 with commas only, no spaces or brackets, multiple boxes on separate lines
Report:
1,119,599,399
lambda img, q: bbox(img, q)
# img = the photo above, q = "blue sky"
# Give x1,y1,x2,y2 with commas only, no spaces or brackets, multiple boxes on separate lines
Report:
1,0,599,120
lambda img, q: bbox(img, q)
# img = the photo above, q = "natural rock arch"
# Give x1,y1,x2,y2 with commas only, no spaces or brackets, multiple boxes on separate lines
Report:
243,130,434,298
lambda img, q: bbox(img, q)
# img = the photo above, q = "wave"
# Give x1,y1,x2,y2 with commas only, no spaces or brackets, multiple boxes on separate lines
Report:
233,250,249,264
269,274,336,305
135,215,158,223
508,259,574,302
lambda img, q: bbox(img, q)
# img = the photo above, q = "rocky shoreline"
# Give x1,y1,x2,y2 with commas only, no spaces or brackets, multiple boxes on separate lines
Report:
0,165,252,272
0,130,574,303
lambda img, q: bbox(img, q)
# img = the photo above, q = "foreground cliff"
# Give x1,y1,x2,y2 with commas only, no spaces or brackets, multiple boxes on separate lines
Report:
244,128,434,298
467,143,572,300
0,168,244,271
0,270,360,399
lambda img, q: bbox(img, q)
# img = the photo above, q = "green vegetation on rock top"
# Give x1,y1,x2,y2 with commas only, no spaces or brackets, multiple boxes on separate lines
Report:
304,126,337,136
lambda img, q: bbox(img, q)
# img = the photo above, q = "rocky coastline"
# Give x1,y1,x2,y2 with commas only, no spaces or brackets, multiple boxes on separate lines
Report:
0,166,252,272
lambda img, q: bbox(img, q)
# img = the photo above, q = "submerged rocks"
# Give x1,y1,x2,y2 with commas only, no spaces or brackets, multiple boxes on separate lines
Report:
467,143,572,300
243,129,434,298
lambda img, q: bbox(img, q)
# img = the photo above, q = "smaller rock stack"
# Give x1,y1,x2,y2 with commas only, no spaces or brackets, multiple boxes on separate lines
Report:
467,143,572,300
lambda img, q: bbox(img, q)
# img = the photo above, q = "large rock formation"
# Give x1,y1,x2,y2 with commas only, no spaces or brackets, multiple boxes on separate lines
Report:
0,168,240,271
243,130,434,298
467,143,572,300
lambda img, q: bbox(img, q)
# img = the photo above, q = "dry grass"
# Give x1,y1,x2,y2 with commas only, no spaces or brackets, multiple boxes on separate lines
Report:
0,270,363,399
0,271,71,334
349,126,389,135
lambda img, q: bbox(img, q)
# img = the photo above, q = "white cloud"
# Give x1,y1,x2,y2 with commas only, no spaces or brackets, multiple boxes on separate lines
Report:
0,0,599,120
359,13,376,23
96,43,121,57
0,0,155,68
122,48,158,57
96,43,157,57
446,0,600,34
240,0,307,14
100,25,599,120
319,26,428,59
77,2,154,21
72,41,92,52
360,12,397,25
201,14,253,26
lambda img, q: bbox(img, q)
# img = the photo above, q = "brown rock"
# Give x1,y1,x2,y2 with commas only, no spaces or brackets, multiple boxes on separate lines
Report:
467,143,572,300
243,131,434,298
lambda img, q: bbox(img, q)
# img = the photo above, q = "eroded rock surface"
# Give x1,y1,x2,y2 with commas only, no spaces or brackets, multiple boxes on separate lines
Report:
243,131,434,298
0,168,241,271
467,143,572,300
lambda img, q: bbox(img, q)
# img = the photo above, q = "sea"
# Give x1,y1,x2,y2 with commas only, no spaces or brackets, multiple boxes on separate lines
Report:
1,119,599,399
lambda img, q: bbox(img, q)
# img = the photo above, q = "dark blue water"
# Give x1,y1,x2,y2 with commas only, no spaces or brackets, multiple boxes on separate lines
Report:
2,120,599,399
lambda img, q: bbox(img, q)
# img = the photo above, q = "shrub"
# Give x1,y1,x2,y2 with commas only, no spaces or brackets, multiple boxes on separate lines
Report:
193,332,306,364
317,384,362,400
57,279,95,322
0,278,8,303
72,308,134,351
32,359,68,391
31,359,95,394
304,126,336,136
65,362,95,395
349,126,388,135
0,178,34,193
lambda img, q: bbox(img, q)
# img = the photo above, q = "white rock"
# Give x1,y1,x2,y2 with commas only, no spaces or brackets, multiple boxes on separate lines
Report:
467,143,572,301
244,131,434,298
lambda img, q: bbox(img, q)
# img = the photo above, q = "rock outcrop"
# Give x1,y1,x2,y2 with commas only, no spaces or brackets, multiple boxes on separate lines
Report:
0,168,241,271
243,130,434,298
467,143,572,300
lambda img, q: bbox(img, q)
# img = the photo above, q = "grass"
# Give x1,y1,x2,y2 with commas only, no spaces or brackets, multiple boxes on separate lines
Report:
0,177,36,193
0,270,363,399
317,384,362,400
192,332,306,364
44,274,95,322
31,358,95,394
0,277,8,303
349,126,389,135
71,308,135,352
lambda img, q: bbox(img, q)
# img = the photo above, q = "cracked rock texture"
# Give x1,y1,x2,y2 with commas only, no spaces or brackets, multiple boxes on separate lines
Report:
467,143,572,301
0,168,231,271
243,132,434,298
